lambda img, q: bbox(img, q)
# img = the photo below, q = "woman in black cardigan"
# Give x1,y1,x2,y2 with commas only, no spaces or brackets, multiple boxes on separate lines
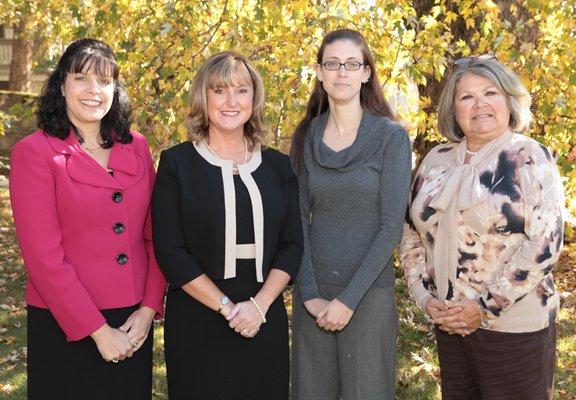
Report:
152,51,302,399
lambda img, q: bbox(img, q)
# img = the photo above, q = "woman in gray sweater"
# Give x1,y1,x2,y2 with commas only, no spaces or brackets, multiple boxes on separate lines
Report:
290,28,412,399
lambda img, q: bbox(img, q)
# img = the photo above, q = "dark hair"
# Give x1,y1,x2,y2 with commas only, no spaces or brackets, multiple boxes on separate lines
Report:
291,28,395,168
37,38,132,147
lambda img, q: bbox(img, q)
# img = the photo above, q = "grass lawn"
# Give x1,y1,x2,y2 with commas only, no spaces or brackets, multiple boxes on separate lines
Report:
1,186,575,399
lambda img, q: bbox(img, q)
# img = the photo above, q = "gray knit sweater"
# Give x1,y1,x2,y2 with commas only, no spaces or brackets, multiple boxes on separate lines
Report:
293,111,412,310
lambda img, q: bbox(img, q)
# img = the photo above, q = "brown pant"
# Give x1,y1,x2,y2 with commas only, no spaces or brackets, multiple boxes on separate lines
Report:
435,323,556,400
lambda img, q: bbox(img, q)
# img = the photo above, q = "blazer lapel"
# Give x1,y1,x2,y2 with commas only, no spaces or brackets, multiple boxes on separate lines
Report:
45,132,143,190
107,142,144,190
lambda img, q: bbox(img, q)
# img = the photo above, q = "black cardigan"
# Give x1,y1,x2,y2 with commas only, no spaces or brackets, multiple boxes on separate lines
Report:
152,141,303,289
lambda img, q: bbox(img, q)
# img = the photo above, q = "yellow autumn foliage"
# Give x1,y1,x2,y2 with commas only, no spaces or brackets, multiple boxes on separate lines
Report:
1,0,575,222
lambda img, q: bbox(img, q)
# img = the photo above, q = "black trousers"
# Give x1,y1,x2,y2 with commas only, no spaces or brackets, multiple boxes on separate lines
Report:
436,323,556,400
27,304,153,400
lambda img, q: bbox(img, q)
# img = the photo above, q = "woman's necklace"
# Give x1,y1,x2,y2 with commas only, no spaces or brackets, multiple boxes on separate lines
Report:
81,142,103,154
203,136,248,173
76,129,104,154
465,149,477,156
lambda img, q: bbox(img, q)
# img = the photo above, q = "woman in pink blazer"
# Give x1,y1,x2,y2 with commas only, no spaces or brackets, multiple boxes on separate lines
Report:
9,38,166,400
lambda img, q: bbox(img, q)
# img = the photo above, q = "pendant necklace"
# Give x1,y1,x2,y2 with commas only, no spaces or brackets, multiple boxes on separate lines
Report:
81,142,103,154
76,129,104,154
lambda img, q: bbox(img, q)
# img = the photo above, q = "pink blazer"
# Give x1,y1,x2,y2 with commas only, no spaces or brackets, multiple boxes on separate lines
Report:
9,130,166,341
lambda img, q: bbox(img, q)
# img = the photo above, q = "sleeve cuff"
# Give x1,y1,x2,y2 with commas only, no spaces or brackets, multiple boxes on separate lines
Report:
140,296,165,319
271,252,302,281
409,283,434,311
478,295,499,320
162,265,204,291
297,284,321,303
337,290,362,311
67,315,107,342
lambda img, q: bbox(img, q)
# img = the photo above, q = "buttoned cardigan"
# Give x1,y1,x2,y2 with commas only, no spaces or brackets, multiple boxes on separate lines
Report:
9,131,167,341
152,141,303,289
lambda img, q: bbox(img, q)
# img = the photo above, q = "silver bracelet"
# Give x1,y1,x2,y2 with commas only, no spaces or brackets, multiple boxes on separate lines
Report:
249,297,266,324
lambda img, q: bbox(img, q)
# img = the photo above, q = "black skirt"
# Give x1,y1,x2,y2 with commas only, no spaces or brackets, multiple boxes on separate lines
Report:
164,259,289,400
27,304,153,400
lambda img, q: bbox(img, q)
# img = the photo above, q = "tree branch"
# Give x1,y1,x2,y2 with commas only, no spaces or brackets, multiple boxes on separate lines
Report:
273,99,285,148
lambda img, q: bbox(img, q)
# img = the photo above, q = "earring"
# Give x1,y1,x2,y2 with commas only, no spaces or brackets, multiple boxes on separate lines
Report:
362,78,369,84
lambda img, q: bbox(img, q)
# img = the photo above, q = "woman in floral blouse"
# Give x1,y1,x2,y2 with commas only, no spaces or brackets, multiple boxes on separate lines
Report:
401,55,564,399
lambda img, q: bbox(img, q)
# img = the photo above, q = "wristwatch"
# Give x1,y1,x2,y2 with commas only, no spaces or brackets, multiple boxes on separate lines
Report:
217,295,229,314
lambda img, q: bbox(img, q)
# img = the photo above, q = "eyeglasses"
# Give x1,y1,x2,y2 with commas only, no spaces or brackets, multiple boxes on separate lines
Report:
321,60,365,71
453,53,498,68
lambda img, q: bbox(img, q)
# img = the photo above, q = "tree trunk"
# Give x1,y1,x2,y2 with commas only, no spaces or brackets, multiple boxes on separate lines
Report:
410,1,487,168
8,20,33,92
410,1,539,165
496,0,540,134
497,1,539,44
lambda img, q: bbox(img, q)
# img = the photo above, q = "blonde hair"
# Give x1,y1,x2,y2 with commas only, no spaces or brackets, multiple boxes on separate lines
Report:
437,58,532,141
186,51,266,149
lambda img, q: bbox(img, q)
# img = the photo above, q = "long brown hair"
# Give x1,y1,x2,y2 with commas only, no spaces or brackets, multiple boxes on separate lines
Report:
291,28,395,168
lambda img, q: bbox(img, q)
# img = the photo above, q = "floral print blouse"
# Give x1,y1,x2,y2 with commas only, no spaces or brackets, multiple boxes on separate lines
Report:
400,131,564,333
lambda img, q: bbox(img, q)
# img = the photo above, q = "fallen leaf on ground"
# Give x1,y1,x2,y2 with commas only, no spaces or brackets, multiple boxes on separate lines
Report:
0,384,13,395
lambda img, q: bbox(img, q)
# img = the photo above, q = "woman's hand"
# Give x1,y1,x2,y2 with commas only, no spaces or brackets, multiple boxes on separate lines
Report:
118,306,156,352
303,298,330,318
91,323,134,362
227,300,267,338
218,300,236,319
433,299,482,336
316,299,354,331
425,298,462,320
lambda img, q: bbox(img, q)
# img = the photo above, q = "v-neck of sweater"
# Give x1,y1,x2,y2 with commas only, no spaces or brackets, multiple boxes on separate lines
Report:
311,110,377,171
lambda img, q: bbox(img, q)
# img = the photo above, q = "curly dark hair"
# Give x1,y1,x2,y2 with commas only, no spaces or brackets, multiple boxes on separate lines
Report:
37,38,132,147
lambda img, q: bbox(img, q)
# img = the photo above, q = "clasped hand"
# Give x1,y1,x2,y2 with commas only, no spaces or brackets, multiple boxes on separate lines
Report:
224,300,267,338
304,298,354,332
91,306,156,362
425,298,482,337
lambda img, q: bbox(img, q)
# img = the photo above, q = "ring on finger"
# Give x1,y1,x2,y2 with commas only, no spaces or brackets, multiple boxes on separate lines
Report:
112,358,119,363
241,329,249,336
